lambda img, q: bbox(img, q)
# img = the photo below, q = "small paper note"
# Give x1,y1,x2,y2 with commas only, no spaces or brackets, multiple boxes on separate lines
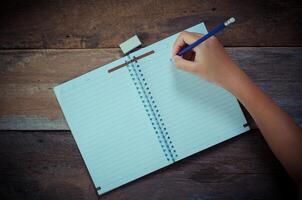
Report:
119,35,142,54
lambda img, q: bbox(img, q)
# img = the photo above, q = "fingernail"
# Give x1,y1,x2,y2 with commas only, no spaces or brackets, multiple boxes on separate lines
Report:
172,55,179,60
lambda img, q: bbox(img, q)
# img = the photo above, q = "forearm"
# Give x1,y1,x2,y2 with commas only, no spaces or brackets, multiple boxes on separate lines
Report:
226,67,302,183
172,32,302,187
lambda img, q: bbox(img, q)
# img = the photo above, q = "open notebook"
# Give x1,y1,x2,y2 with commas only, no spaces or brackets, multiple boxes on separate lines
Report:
54,22,250,195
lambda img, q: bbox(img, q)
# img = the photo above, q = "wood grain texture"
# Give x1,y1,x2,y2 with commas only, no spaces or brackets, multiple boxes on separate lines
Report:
0,48,301,130
0,1,300,199
0,130,297,200
0,0,301,49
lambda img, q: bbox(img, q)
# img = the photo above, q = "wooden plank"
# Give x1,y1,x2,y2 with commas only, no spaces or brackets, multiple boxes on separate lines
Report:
0,0,301,48
0,49,122,130
229,48,302,127
0,47,301,130
0,130,297,199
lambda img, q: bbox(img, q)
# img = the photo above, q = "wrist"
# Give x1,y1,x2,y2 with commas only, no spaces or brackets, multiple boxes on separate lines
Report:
222,65,252,97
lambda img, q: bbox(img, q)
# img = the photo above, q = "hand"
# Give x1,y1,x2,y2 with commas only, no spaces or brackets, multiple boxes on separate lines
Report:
172,31,245,90
172,32,302,191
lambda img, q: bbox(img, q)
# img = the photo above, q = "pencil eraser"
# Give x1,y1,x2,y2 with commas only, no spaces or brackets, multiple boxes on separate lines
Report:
119,35,142,54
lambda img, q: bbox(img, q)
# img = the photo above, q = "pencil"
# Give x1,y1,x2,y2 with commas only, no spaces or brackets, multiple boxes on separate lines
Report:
177,17,236,56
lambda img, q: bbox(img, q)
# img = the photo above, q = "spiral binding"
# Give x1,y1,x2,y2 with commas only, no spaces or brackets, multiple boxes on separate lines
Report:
126,55,178,162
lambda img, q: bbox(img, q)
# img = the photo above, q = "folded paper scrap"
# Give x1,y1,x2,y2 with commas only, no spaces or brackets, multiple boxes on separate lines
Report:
119,35,142,54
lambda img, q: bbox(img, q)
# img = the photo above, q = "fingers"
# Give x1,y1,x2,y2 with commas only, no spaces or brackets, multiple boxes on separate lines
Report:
173,55,197,73
172,31,203,56
172,32,206,74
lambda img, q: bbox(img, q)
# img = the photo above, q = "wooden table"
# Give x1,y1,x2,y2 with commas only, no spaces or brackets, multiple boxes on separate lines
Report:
0,1,301,199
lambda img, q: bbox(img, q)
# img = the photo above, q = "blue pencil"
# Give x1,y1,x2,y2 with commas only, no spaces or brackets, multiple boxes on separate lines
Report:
177,17,236,56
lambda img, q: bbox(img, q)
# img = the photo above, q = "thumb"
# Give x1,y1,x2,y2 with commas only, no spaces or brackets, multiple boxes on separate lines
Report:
173,55,197,73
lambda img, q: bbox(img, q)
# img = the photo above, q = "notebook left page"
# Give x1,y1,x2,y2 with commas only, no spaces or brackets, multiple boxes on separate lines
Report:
54,57,170,195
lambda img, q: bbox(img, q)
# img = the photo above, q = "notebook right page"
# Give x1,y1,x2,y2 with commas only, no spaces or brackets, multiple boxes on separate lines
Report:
133,23,250,161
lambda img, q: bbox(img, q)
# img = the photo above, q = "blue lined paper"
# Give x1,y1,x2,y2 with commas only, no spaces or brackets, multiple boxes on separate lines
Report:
54,22,249,195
